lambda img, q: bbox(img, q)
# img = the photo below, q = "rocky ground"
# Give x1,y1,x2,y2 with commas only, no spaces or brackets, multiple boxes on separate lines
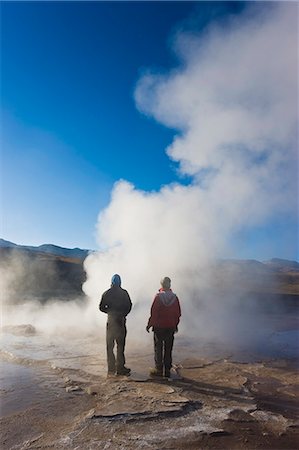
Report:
0,329,298,450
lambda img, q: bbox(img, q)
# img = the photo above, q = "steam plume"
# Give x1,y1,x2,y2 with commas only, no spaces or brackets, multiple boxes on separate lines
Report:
84,3,297,343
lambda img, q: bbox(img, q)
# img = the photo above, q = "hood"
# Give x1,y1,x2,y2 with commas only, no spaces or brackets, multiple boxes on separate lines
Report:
111,274,121,287
158,289,177,306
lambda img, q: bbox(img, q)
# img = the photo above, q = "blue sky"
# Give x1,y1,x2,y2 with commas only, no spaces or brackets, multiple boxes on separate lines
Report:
1,1,298,260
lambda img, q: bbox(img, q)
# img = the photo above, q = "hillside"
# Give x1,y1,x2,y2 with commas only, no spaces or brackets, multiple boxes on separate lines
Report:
0,238,89,260
216,258,299,296
0,239,298,305
0,245,86,303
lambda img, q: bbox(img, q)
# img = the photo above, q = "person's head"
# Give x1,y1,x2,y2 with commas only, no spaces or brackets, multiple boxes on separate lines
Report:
111,274,121,287
160,276,171,290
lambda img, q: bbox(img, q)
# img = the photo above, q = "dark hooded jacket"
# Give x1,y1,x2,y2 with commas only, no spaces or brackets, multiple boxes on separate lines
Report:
148,288,181,329
99,286,132,318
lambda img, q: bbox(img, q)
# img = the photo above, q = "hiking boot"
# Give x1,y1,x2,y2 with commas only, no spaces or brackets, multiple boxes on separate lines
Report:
150,368,163,377
116,367,131,376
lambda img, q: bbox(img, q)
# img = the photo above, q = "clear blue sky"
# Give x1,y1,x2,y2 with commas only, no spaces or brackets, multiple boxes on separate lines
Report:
1,1,297,260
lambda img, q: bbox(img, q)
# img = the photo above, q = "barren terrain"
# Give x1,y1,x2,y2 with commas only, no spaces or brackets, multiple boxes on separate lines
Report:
1,321,298,450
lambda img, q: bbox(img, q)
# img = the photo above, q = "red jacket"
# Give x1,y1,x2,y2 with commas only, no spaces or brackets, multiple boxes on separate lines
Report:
148,288,181,329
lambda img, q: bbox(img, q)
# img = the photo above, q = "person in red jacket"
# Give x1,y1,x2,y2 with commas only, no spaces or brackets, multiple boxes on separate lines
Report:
146,276,181,378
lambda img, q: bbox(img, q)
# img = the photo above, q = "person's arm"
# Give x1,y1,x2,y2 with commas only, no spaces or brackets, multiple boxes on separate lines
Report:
146,312,152,332
123,290,132,316
99,291,109,314
176,297,181,324
174,297,181,331
146,295,159,331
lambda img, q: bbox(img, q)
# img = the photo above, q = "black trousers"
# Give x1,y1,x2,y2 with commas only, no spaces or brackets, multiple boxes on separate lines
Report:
106,315,127,373
153,328,175,374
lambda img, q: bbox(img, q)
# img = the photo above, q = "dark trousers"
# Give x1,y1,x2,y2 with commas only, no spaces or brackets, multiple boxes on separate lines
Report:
153,328,175,375
106,316,127,373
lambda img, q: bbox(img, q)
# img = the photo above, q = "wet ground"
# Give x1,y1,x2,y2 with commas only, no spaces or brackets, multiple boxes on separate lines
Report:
0,320,298,450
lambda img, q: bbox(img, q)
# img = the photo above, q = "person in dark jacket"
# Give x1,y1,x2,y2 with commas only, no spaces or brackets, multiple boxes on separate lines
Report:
146,276,181,378
99,274,132,376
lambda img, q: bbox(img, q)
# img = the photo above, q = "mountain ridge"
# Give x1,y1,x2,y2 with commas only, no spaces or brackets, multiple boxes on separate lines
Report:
1,238,298,267
0,238,90,260
0,238,298,304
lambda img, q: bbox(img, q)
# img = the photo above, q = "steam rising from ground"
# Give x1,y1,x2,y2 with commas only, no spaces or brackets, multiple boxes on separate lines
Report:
1,5,297,350
83,4,297,346
1,252,94,337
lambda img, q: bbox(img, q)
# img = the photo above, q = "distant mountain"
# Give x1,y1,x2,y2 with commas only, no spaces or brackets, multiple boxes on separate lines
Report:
218,258,273,273
0,239,91,303
0,239,17,248
0,238,298,305
1,238,297,269
264,258,299,272
0,239,90,260
215,258,299,297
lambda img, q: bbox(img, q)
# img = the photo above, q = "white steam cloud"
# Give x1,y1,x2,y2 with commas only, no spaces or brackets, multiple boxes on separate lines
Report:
83,4,297,344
